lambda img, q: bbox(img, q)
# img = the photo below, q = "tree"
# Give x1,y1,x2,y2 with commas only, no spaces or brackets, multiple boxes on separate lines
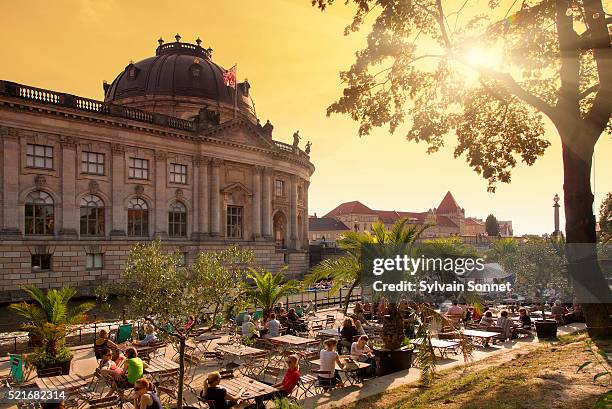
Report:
244,267,300,318
485,214,500,236
598,192,612,243
121,240,253,409
313,0,612,336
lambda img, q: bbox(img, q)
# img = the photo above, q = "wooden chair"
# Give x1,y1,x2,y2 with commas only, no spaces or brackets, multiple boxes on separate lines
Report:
293,373,317,399
325,315,336,329
313,370,340,393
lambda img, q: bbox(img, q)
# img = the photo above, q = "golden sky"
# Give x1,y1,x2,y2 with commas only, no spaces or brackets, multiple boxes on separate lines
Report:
1,0,610,235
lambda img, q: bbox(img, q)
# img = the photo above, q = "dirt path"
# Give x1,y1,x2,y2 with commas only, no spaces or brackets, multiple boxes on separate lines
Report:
347,334,611,409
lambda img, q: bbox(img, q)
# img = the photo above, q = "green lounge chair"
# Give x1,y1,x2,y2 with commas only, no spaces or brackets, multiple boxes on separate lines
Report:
116,324,133,343
252,310,263,321
296,307,304,318
235,311,247,326
7,354,28,384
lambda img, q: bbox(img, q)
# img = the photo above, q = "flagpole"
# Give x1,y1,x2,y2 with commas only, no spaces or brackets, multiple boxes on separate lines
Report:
233,63,238,118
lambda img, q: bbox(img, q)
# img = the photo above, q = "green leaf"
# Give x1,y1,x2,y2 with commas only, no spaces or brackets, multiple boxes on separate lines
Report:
577,361,592,373
594,372,610,381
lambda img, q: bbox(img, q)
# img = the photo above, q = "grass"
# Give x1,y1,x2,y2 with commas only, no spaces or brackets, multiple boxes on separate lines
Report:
348,333,611,409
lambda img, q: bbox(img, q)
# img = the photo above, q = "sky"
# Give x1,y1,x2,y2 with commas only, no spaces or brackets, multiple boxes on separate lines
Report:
1,0,610,236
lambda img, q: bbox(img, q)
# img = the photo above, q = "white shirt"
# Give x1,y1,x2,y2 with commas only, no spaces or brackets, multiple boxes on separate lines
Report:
265,319,280,338
350,342,372,361
319,350,338,378
242,321,257,337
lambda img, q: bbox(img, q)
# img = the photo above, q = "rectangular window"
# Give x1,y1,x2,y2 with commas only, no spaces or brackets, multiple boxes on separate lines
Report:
226,206,243,238
86,253,103,270
26,144,53,169
81,151,105,175
275,180,285,197
169,163,187,184
31,254,52,271
128,157,149,180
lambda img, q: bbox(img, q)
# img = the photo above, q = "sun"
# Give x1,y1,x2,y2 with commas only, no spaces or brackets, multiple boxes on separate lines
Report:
463,46,504,70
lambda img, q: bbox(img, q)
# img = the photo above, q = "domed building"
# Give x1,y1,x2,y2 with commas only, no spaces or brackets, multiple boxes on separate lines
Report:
0,36,314,302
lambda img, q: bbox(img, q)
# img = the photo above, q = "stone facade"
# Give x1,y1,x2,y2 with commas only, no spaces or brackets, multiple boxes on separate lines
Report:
0,77,314,302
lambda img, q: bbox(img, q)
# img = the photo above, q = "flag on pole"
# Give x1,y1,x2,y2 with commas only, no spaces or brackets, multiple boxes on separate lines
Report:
223,64,237,88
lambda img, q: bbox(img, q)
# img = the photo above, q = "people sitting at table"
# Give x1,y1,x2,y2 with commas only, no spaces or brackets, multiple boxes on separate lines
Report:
264,313,280,339
551,300,567,323
241,315,260,340
340,317,358,354
287,308,307,333
133,325,158,346
351,335,376,378
98,348,124,380
446,302,464,319
116,347,148,393
127,378,162,409
201,371,242,409
513,308,532,336
496,310,514,341
319,338,345,387
565,302,585,324
479,311,495,328
353,302,369,324
94,329,119,360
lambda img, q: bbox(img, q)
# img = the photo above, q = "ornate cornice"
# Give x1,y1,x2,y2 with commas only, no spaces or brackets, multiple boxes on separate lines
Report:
154,150,168,161
59,135,77,150
111,143,125,154
211,157,224,167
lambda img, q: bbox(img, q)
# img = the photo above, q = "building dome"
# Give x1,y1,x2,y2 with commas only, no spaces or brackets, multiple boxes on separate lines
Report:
103,35,254,120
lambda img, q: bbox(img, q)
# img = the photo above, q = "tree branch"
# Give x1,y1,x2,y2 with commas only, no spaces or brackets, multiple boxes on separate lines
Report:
579,83,600,99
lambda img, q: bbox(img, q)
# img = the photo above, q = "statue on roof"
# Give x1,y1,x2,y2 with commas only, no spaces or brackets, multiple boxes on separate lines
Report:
292,130,301,148
262,119,273,137
305,141,312,155
194,105,220,130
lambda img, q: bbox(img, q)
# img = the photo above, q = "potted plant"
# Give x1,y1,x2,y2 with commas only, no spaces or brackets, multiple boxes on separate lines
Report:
9,286,94,375
374,302,414,375
500,241,569,339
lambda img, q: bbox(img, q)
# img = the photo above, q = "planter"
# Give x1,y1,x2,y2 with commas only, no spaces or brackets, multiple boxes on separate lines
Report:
374,346,413,376
37,359,72,377
535,320,557,339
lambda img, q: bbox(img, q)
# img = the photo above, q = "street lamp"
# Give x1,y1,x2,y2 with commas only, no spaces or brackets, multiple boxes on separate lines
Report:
553,193,561,236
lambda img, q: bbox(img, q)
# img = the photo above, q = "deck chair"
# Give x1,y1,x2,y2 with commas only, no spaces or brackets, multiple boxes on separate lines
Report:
252,310,263,321
5,354,33,385
235,311,247,326
115,324,133,344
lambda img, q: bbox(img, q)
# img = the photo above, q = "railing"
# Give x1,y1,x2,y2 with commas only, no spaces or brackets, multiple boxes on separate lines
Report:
17,85,62,104
74,96,110,114
274,141,294,153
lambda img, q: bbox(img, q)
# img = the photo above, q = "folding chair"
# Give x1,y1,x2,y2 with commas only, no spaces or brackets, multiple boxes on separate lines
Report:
115,324,133,344
293,373,317,399
312,370,339,393
325,315,336,329
4,354,34,386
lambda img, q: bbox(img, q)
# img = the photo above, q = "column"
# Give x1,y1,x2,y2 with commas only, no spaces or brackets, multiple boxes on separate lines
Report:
191,156,200,239
262,167,273,238
59,136,78,237
199,157,210,237
210,158,222,236
110,144,126,237
252,166,263,239
1,128,21,236
154,151,167,237
290,175,298,249
303,180,310,247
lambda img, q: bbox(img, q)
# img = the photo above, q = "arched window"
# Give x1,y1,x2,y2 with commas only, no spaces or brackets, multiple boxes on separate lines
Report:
25,191,54,235
168,201,187,237
273,211,287,249
80,195,105,236
127,198,149,237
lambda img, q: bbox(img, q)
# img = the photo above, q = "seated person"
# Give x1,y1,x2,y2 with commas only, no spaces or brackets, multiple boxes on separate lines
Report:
133,325,157,346
353,318,366,336
201,371,242,409
353,302,369,324
496,310,513,341
264,313,280,339
319,338,345,387
479,311,495,328
446,302,464,318
470,306,481,322
126,378,162,409
94,329,118,360
551,300,567,323
97,348,124,381
340,317,358,354
255,354,301,408
241,315,259,339
351,335,376,377
116,347,148,392
514,308,532,336
183,315,196,332
303,300,316,316
287,308,307,333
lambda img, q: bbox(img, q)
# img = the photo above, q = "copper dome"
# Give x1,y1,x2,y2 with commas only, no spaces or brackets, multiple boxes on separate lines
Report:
104,36,252,116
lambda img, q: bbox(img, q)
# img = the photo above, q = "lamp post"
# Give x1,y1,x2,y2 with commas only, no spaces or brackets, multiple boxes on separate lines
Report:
553,193,561,237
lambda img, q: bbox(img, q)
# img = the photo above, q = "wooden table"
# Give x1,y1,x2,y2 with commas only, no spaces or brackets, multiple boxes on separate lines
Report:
269,335,317,348
36,374,88,392
220,376,280,402
144,356,179,375
462,330,500,346
309,358,371,385
216,344,267,371
194,333,222,353
412,338,459,358
316,328,340,338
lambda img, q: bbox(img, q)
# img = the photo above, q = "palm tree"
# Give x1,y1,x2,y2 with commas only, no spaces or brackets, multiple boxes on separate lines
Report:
305,217,428,314
244,267,300,318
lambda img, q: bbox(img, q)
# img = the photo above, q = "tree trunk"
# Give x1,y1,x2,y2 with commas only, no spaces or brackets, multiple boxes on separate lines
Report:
177,337,186,409
561,140,612,338
343,279,360,315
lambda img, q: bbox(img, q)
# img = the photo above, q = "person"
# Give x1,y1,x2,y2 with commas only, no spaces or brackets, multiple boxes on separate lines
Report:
98,348,124,380
274,302,283,315
514,308,532,336
264,313,280,339
183,315,196,332
353,318,366,336
94,329,118,360
551,300,567,323
129,378,162,409
201,371,242,409
471,306,482,322
319,339,345,387
117,347,148,391
303,300,316,316
241,315,259,339
446,302,464,318
353,302,369,324
496,310,513,341
351,335,376,378
287,308,306,333
340,317,358,354
479,311,495,328
133,325,157,346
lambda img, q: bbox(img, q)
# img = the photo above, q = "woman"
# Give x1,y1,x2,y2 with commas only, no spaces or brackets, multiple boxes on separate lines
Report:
264,312,280,339
551,300,567,323
94,329,118,360
241,315,259,340
287,308,306,333
353,302,368,324
350,335,376,378
319,339,345,387
130,378,162,409
496,310,513,341
353,318,366,336
98,348,124,381
133,325,157,346
340,317,358,354
201,371,242,409
479,311,495,328
117,347,148,390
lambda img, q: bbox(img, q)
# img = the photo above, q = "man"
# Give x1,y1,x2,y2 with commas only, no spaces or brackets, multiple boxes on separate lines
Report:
496,310,514,341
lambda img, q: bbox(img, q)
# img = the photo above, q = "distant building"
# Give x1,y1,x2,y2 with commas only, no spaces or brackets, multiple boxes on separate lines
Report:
319,191,513,240
308,214,349,244
498,220,514,236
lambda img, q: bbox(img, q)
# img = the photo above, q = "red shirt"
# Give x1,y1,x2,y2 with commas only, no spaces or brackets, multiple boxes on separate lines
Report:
280,367,300,394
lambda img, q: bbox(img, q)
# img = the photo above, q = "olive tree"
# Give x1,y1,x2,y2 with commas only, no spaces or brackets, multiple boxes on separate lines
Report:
122,239,253,408
312,0,611,336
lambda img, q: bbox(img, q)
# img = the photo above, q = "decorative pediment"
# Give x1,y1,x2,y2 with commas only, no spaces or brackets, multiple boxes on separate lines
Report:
221,182,252,204
200,119,276,150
